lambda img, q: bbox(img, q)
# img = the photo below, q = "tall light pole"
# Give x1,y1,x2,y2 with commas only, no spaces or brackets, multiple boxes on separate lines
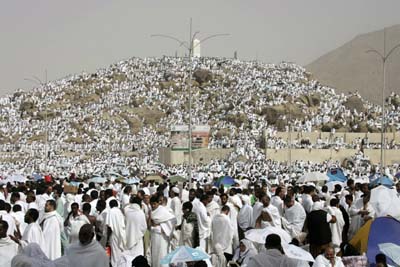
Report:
24,70,48,173
151,18,229,185
366,28,400,169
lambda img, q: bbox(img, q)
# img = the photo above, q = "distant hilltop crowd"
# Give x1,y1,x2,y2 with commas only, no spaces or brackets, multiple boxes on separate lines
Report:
0,56,399,176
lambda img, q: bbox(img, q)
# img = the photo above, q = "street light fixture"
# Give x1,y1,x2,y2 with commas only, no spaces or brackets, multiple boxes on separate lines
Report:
151,18,229,186
366,28,400,169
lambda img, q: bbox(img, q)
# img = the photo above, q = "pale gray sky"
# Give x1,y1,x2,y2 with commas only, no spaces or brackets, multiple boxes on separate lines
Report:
1,0,400,94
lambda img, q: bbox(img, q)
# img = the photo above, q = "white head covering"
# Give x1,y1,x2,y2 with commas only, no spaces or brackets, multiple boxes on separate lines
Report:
172,187,180,194
142,188,150,196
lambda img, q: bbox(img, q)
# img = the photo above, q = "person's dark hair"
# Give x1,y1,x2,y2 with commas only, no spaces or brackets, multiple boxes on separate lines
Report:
47,199,56,210
4,203,11,213
123,186,132,194
321,185,328,193
221,205,230,213
105,189,113,198
130,196,142,206
195,188,204,198
109,199,118,208
265,234,282,251
330,198,339,207
90,190,98,200
345,194,353,202
182,201,193,211
71,202,79,209
303,185,314,194
27,208,39,222
131,255,150,267
334,184,342,192
347,179,354,187
88,182,95,189
97,200,106,211
150,195,160,204
340,242,360,256
375,253,388,265
200,194,208,203
283,195,293,204
258,191,267,200
220,193,228,199
79,224,94,245
12,204,22,212
193,261,208,267
11,192,20,200
0,200,5,211
275,186,283,196
82,203,91,213
82,194,91,203
0,220,9,231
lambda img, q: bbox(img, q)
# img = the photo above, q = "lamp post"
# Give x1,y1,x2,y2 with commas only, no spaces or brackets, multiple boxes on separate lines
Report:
366,28,400,169
151,18,229,185
24,70,48,173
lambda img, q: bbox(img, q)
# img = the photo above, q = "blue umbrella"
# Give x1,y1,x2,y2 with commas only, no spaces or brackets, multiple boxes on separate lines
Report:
327,168,347,182
370,176,394,188
160,246,209,264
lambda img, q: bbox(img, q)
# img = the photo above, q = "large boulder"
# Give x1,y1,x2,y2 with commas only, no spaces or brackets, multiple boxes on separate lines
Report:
193,69,212,85
343,95,365,113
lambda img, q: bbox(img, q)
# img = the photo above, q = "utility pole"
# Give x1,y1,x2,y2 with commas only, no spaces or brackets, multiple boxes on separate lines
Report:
366,28,400,169
151,19,229,186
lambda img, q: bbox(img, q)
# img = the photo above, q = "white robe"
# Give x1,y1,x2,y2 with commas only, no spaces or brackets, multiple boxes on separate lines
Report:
169,196,182,226
192,199,211,241
105,207,126,267
259,205,281,228
12,211,27,234
69,215,90,244
312,254,345,267
124,203,147,258
282,201,306,239
0,210,17,236
211,213,234,254
151,205,176,267
226,202,240,248
271,196,284,217
62,239,109,267
0,237,18,267
40,210,63,260
21,222,45,250
238,204,253,231
206,201,221,221
328,206,345,249
252,202,263,227
348,199,375,239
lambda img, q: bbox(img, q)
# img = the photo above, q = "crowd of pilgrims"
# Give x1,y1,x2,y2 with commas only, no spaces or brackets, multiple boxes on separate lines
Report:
1,173,400,267
0,57,399,177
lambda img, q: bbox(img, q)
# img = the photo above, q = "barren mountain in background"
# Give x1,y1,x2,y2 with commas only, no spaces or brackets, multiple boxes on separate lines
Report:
307,24,400,104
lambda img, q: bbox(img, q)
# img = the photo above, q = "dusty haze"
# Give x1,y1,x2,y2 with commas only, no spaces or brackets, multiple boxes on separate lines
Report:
1,0,400,95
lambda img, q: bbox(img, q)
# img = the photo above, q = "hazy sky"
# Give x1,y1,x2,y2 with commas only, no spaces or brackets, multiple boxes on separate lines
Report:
1,0,400,94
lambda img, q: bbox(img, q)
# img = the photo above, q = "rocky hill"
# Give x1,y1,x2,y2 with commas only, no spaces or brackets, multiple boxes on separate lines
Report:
307,24,400,104
0,56,396,173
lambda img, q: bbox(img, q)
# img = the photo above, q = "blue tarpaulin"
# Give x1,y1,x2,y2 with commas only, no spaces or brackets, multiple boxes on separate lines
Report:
327,168,347,182
214,176,235,187
367,217,400,265
370,176,394,188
